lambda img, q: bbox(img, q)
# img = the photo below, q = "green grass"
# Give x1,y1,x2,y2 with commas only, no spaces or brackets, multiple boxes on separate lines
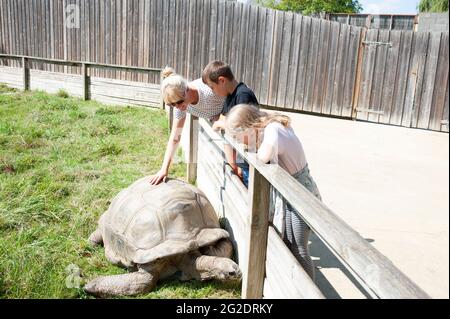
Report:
0,86,240,299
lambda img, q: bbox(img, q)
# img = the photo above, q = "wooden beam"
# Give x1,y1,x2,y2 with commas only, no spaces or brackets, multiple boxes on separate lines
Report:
22,56,29,90
82,63,89,100
186,114,198,184
241,165,270,299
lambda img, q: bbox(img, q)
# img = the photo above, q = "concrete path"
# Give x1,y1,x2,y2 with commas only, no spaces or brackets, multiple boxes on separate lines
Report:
274,111,449,299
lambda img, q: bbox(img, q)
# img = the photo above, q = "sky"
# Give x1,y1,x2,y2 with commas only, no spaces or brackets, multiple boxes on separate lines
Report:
357,0,419,14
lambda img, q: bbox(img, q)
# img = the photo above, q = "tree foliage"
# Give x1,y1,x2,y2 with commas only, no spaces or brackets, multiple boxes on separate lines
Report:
418,0,449,12
255,0,362,15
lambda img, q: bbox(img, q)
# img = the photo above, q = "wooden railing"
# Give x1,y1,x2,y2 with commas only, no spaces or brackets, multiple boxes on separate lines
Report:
191,116,431,299
0,54,163,108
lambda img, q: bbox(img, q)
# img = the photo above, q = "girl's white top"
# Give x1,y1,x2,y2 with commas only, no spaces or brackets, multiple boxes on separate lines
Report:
174,79,225,120
258,122,307,175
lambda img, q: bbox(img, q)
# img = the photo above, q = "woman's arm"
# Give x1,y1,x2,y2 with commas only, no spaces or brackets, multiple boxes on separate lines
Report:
149,116,186,185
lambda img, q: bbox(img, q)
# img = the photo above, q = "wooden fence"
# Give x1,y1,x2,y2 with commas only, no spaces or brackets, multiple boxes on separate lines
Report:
355,30,449,131
0,0,448,131
194,116,430,299
0,54,162,107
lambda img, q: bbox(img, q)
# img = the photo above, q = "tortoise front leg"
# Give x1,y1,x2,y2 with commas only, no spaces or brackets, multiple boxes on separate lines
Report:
179,253,241,282
84,269,158,297
88,227,103,246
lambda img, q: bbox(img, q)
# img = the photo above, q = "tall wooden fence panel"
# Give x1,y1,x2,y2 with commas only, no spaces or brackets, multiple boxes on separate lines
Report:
355,29,449,132
0,0,448,131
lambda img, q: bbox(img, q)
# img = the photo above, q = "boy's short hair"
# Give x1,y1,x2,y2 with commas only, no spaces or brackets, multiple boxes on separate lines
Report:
202,60,235,84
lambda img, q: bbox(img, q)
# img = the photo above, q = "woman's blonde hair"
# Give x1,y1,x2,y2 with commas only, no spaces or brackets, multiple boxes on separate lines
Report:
226,104,291,135
161,66,188,105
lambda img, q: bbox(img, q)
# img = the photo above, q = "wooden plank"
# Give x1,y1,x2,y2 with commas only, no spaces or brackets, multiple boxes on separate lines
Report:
343,26,362,118
331,23,350,116
0,0,6,65
187,114,198,183
428,32,449,131
356,29,379,121
253,6,266,101
197,162,247,265
167,0,176,69
82,63,88,100
402,32,424,127
198,134,249,215
322,21,340,115
302,18,321,112
208,0,217,61
238,2,250,83
379,31,401,124
259,7,274,105
162,0,169,74
16,0,23,57
214,0,224,61
155,0,163,81
22,56,29,90
417,32,441,129
111,0,117,80
275,11,293,108
284,13,302,109
267,10,283,106
293,16,312,110
265,227,324,299
29,69,84,96
390,31,414,126
241,165,270,299
106,0,112,78
224,0,233,65
0,65,24,89
312,19,331,114
367,30,390,123
201,0,211,73
244,3,258,88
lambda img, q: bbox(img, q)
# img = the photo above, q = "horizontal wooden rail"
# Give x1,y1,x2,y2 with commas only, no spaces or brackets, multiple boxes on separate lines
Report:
198,118,430,299
0,54,162,73
0,54,163,109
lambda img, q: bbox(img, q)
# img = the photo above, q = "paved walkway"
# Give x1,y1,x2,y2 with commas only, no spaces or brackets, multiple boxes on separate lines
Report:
274,111,449,299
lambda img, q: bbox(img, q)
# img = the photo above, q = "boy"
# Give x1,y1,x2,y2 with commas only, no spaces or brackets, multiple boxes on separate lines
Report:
202,60,259,187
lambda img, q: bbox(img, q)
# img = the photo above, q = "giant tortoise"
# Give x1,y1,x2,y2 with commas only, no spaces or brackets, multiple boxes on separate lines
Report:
84,177,241,297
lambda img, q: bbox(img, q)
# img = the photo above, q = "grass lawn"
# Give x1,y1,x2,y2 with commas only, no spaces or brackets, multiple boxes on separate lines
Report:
0,84,240,299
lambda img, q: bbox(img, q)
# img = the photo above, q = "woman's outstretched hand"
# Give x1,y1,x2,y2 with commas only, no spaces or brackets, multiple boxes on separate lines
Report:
149,169,168,185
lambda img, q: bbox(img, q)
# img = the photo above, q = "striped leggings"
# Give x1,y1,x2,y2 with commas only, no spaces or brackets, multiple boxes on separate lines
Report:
282,165,322,281
284,203,315,280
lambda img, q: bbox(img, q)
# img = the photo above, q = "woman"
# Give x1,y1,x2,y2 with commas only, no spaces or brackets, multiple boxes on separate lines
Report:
225,104,322,280
149,67,225,185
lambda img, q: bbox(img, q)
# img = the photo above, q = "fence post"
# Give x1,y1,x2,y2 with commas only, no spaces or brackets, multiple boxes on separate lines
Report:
242,164,270,299
186,114,198,184
82,63,89,100
22,57,29,90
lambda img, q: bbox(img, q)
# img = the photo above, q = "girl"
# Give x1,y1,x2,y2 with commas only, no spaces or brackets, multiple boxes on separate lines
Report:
149,67,225,185
225,104,322,280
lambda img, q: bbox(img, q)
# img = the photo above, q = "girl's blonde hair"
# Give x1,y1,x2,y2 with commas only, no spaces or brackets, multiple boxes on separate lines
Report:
161,66,188,105
226,104,291,135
